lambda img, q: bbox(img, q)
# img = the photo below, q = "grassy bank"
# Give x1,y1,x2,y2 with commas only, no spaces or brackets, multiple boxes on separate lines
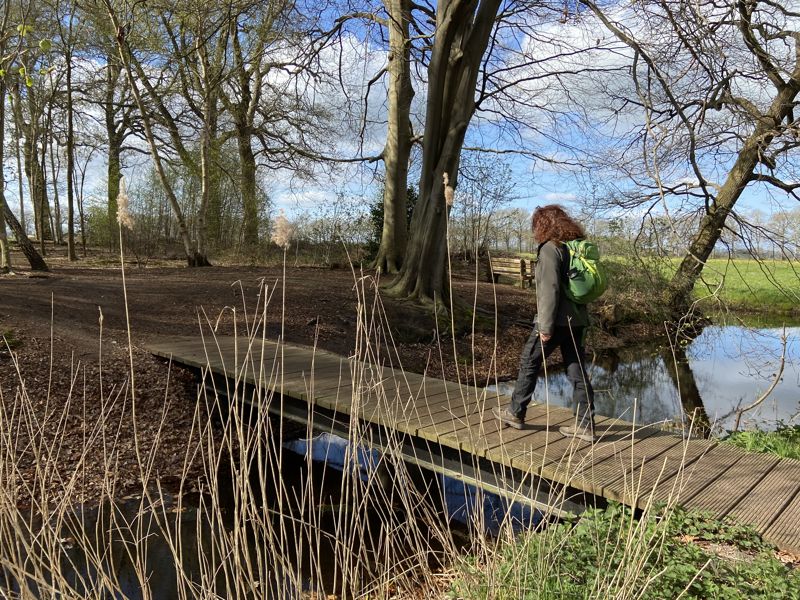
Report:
723,425,800,460
450,503,800,599
595,255,799,319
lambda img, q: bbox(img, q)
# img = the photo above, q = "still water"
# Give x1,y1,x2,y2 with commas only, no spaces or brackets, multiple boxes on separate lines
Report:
494,324,800,432
9,434,531,599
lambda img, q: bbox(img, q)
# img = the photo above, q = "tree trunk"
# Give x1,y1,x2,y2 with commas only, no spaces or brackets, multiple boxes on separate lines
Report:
229,26,259,250
3,204,48,271
104,4,204,267
388,0,502,307
374,0,414,275
197,118,214,266
66,40,77,261
237,125,259,248
11,83,51,248
14,117,25,234
666,82,800,315
105,60,123,248
205,139,224,246
0,80,9,272
48,122,64,246
31,140,51,250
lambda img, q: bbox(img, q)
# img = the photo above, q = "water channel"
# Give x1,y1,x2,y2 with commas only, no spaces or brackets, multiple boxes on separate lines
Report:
492,321,800,432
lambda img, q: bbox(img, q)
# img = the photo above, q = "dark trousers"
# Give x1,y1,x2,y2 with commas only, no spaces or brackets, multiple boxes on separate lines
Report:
509,324,595,428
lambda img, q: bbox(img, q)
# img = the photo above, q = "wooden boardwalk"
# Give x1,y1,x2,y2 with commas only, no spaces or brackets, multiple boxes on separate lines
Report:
148,336,800,554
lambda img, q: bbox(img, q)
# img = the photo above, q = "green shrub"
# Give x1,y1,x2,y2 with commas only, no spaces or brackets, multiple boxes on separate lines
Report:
600,256,672,323
723,425,800,460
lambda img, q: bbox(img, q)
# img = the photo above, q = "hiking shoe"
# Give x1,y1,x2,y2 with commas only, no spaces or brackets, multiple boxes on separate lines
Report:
559,424,597,443
493,407,524,430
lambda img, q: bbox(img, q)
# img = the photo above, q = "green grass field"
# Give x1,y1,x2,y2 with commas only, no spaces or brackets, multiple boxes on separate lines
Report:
681,258,800,313
601,255,800,314
500,251,799,314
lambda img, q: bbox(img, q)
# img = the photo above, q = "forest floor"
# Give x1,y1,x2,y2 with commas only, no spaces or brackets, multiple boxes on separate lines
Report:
0,248,653,506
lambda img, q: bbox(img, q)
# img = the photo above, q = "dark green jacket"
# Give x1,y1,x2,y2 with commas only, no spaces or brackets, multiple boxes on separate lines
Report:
535,240,589,334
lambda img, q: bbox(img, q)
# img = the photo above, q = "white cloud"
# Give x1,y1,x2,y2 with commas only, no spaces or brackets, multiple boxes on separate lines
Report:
540,192,577,203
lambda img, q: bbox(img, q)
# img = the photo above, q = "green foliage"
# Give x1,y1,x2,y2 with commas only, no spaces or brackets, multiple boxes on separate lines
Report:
600,255,672,323
366,185,418,259
723,425,800,460
451,503,799,599
84,204,113,248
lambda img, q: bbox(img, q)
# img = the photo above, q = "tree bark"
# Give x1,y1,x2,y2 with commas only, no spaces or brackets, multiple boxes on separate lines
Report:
66,28,77,261
0,80,10,273
237,125,259,247
374,0,414,275
47,111,64,246
3,204,49,271
14,117,25,234
105,59,123,248
104,1,206,267
228,24,260,249
388,0,502,308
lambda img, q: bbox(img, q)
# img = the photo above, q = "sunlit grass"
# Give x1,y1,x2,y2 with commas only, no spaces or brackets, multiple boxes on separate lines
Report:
690,258,800,312
450,503,800,599
599,255,800,313
723,425,800,460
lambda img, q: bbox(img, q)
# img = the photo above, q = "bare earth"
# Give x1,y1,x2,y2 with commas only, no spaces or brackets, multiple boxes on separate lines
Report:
0,250,638,506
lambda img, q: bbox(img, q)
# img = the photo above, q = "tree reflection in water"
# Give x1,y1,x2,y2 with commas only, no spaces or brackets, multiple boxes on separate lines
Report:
495,325,799,434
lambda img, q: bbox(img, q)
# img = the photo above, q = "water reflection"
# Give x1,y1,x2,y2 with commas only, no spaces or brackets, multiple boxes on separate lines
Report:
494,325,800,433
8,435,522,599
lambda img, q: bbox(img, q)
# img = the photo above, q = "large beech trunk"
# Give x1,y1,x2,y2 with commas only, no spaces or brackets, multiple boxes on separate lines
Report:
373,0,414,275
389,0,502,307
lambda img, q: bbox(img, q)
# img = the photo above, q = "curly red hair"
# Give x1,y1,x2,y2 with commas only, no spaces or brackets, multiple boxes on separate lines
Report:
532,204,585,244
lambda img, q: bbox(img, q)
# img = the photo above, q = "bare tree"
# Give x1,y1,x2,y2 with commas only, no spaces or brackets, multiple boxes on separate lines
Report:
450,152,514,260
101,0,219,266
582,0,800,317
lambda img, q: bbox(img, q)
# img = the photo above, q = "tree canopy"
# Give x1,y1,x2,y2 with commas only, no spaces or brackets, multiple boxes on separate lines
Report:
1,0,797,317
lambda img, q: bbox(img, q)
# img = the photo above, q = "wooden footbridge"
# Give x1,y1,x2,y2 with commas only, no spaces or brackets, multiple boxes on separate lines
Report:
148,336,800,554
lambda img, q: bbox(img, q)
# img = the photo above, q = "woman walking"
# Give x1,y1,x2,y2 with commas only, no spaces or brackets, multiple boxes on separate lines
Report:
493,204,596,442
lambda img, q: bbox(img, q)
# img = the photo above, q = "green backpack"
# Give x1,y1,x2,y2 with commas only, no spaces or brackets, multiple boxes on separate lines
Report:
563,239,608,304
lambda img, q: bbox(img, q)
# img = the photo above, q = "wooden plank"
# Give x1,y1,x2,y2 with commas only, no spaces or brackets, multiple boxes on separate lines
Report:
396,379,460,414
536,422,668,496
579,433,697,501
415,406,490,446
680,451,780,519
620,439,717,509
399,387,489,436
726,458,800,533
507,417,638,491
484,404,577,452
646,443,749,506
764,484,800,554
429,407,510,453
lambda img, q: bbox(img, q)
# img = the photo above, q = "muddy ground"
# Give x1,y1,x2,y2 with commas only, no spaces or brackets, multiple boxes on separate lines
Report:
0,249,648,505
